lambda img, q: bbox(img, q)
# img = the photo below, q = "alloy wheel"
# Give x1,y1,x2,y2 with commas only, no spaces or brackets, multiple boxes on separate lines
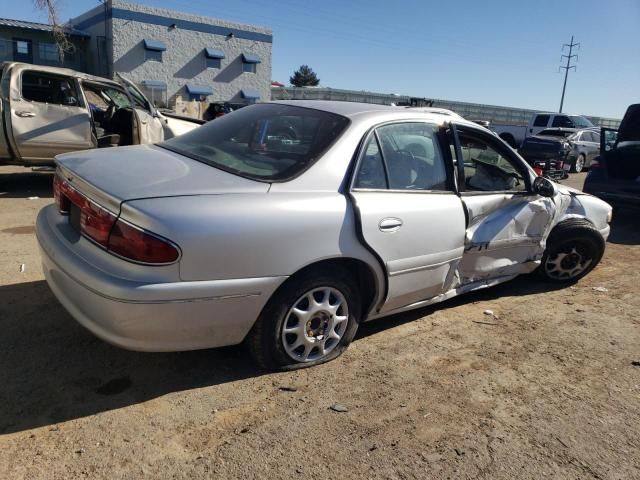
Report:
281,287,349,362
544,245,593,280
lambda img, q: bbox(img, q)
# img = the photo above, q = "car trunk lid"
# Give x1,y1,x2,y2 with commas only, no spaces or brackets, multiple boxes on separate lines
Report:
55,144,270,213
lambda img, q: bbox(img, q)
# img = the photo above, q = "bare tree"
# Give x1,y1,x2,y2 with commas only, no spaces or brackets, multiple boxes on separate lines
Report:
32,0,74,63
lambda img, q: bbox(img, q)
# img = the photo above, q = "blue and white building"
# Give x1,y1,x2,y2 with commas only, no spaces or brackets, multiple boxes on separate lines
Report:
67,0,272,108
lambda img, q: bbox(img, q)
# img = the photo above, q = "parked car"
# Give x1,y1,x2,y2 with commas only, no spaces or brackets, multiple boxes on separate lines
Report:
584,104,640,210
519,127,601,174
518,128,576,179
36,101,612,369
0,62,201,167
491,112,594,148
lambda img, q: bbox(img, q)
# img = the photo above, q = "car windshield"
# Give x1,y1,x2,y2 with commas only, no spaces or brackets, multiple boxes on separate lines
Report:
160,104,350,182
569,116,594,128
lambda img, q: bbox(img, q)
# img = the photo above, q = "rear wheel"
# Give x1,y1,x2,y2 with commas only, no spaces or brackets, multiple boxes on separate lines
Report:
570,153,586,173
247,268,360,370
500,133,517,149
538,220,605,283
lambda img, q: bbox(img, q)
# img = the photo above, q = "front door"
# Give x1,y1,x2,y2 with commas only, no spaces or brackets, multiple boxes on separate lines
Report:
9,68,93,162
451,125,557,284
12,38,33,63
116,73,164,143
350,122,466,313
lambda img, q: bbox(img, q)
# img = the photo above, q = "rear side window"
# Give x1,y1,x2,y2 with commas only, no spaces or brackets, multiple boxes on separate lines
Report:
533,114,550,127
160,104,349,182
353,135,387,189
354,123,449,191
591,131,600,143
552,115,574,128
21,71,79,106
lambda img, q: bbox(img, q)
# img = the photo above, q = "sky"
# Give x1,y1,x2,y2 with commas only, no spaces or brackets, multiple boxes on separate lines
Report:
9,0,640,118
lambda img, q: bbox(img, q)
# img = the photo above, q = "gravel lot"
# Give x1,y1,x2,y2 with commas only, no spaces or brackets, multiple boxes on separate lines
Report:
1,166,638,479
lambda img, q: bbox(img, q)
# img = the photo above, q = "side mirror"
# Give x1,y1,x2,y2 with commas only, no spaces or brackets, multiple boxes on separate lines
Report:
533,176,555,197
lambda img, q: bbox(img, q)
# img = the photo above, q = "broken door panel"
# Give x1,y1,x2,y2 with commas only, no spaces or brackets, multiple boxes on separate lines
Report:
458,193,557,283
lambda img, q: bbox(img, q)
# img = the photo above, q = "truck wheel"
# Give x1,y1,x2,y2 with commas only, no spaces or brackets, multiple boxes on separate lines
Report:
570,154,586,173
538,220,605,283
500,133,517,149
247,268,361,371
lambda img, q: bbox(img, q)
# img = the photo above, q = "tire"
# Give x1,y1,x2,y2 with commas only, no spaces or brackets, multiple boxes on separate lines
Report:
500,133,517,149
538,219,605,283
570,154,586,173
247,267,361,370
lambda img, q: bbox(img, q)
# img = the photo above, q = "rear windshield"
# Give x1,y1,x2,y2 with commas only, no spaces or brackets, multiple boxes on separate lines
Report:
160,103,350,182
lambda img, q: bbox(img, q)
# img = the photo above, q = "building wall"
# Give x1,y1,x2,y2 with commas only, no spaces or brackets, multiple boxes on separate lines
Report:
69,4,113,77
271,87,622,129
0,27,88,71
71,0,272,108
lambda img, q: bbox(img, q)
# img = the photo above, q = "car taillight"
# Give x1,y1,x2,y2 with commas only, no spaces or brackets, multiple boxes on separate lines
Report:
81,200,117,246
52,173,180,264
590,158,603,169
53,174,70,213
108,219,180,264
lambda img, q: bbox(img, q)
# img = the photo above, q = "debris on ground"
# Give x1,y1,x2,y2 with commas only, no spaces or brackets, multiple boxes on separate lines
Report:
19,264,25,273
27,197,39,200
279,386,298,392
329,403,349,413
592,286,609,292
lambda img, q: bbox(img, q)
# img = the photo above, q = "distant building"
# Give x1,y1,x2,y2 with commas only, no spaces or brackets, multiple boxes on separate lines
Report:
1,1,272,112
271,86,622,129
0,18,90,71
69,0,272,109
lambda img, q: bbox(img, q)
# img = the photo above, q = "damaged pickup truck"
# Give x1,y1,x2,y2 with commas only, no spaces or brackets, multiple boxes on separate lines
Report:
0,62,200,166
36,101,613,370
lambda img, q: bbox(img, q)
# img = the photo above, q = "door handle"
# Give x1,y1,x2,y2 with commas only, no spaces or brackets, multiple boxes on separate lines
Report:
379,217,403,232
16,111,35,118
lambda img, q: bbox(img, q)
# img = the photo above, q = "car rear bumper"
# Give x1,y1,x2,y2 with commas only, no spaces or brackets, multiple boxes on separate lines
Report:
36,205,286,352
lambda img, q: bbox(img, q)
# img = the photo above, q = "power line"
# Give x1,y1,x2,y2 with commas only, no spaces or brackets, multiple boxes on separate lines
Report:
559,35,579,113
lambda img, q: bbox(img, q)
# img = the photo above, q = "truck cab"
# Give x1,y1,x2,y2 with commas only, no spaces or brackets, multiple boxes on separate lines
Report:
0,62,199,167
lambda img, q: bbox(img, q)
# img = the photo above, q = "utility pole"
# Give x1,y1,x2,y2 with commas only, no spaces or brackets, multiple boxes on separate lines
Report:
559,35,579,113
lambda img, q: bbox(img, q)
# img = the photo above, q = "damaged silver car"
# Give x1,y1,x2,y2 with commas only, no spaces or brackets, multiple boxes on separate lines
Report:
36,101,612,369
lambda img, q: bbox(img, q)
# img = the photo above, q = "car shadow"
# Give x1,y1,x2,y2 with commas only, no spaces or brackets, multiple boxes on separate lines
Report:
357,274,566,339
0,280,263,434
606,210,640,245
0,274,564,434
0,171,54,199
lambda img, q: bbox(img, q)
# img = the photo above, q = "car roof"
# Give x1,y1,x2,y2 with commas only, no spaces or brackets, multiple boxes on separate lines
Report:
3,61,121,86
270,100,478,128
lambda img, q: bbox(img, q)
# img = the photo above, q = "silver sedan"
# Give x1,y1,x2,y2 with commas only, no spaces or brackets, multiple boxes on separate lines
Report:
36,101,612,369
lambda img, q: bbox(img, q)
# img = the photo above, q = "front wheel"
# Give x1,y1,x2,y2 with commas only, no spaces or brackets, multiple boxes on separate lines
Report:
538,220,605,283
247,269,361,370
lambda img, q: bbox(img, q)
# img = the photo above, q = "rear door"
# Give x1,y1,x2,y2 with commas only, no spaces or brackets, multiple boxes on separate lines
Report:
8,67,93,162
350,122,466,313
451,124,556,283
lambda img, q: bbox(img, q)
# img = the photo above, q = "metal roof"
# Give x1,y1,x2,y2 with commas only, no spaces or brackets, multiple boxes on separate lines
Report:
204,48,225,59
242,53,261,64
186,84,213,96
0,17,90,37
143,39,167,51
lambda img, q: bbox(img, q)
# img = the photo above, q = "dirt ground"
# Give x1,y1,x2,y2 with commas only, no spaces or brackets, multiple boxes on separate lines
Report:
0,166,638,479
